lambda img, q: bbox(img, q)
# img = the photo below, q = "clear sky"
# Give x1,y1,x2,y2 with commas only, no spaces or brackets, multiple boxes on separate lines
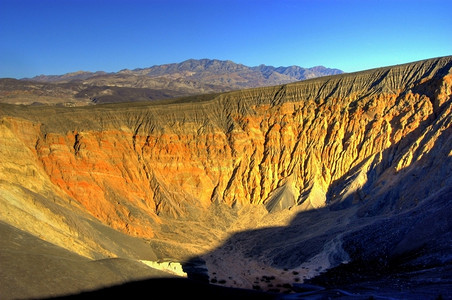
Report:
0,0,450,78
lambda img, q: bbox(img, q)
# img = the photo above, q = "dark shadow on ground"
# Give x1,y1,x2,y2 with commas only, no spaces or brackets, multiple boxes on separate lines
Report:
45,277,278,300
178,179,452,299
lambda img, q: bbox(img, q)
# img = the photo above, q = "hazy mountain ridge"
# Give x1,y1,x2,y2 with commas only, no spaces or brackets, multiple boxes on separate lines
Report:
29,58,342,83
0,56,451,299
0,59,342,106
31,70,109,83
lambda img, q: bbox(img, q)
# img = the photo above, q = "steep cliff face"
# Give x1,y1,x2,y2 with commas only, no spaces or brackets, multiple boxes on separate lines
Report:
1,56,451,297
1,57,451,240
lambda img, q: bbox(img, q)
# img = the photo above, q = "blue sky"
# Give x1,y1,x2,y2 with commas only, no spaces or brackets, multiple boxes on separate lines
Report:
0,0,450,78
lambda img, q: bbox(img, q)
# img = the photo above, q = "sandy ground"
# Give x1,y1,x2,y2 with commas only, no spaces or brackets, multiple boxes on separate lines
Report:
0,221,177,300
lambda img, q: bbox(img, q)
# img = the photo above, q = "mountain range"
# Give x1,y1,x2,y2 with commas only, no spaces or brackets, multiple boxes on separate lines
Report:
0,59,342,105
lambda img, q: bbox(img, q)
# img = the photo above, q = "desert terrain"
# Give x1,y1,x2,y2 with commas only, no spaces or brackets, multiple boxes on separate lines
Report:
1,56,451,299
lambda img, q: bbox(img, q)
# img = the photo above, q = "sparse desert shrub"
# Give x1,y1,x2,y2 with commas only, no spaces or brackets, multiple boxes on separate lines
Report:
261,275,275,281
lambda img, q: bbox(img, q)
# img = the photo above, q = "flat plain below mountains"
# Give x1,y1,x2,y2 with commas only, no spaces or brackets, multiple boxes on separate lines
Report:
0,56,451,299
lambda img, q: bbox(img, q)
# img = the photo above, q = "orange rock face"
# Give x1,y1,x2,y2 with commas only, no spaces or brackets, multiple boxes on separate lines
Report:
34,130,161,238
1,56,451,240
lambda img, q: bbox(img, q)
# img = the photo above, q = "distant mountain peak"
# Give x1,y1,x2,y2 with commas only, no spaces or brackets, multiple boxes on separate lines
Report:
12,59,343,105
28,58,343,84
